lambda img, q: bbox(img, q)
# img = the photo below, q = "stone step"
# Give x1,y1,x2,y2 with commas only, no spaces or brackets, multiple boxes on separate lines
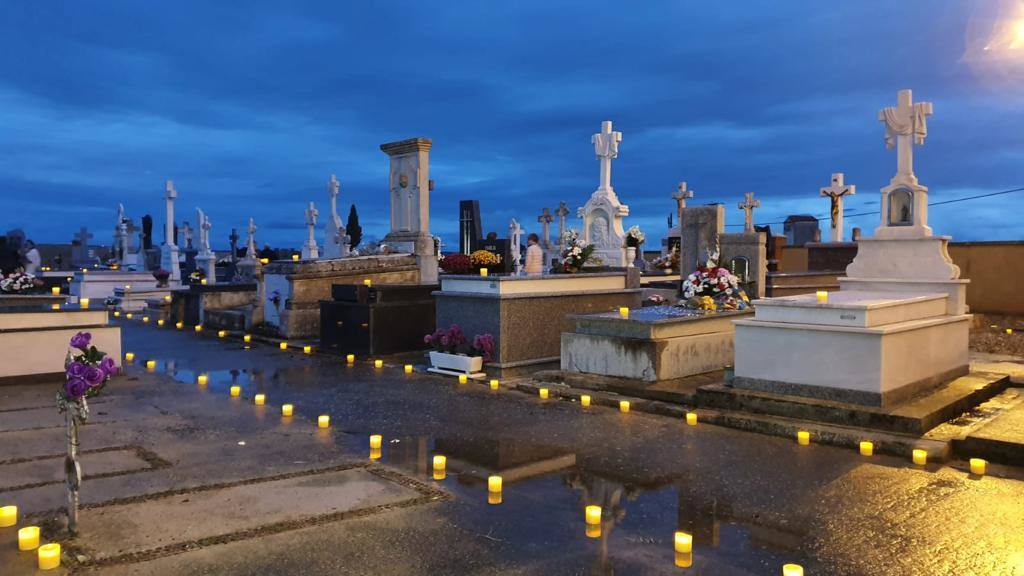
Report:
766,271,842,288
953,389,1024,466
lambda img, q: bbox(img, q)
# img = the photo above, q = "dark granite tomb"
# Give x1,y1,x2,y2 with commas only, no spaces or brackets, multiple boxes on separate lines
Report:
319,283,438,355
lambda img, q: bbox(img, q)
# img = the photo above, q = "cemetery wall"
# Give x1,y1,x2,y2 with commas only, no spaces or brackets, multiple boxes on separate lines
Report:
949,241,1024,315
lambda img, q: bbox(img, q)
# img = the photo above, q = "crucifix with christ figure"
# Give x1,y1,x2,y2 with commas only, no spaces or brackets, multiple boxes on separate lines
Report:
820,173,855,242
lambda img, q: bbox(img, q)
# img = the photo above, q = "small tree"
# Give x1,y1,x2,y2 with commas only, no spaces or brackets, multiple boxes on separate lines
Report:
346,204,363,250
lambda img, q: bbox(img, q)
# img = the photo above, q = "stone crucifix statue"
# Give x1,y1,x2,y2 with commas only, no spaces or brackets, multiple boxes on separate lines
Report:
323,174,348,259
592,120,622,191
820,173,856,242
879,89,932,179
738,192,760,233
302,201,320,259
537,207,554,249
672,182,693,240
509,218,524,275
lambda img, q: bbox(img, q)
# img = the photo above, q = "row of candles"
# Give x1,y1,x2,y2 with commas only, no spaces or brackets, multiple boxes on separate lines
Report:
0,506,61,569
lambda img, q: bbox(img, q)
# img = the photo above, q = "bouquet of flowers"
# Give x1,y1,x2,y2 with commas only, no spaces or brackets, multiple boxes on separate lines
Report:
424,324,467,354
681,251,750,311
560,229,597,273
624,225,646,248
469,250,500,269
651,246,680,271
470,333,495,362
440,253,473,274
58,332,116,423
0,270,40,293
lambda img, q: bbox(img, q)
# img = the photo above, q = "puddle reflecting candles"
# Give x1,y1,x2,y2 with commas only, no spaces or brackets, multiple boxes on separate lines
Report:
38,542,61,570
619,400,630,413
859,441,874,456
912,449,928,466
0,505,16,527
970,458,987,475
797,430,810,445
281,404,293,417
674,552,693,568
539,388,549,399
674,531,693,553
369,447,382,460
318,415,330,428
18,526,40,550
581,395,591,407
782,564,804,576
51,303,60,310
230,386,241,397
254,394,266,406
686,412,698,426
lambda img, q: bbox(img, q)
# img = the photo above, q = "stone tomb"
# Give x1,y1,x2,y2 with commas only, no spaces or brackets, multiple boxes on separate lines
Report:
562,306,750,382
70,270,159,303
319,283,437,355
434,272,642,367
0,308,121,382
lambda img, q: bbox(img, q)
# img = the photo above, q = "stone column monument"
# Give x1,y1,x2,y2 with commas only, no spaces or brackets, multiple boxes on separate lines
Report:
578,120,629,267
380,137,438,284
195,208,216,284
322,174,348,259
302,201,319,259
509,218,523,275
820,173,856,242
160,180,182,284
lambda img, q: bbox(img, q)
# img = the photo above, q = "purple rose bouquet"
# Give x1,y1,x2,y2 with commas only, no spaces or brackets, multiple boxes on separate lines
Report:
58,331,116,422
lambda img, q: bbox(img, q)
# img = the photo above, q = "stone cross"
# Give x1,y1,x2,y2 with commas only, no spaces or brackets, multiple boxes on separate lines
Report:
537,207,553,248
246,218,257,258
323,174,347,258
164,181,177,247
74,227,93,247
820,173,856,242
879,89,932,178
738,192,760,233
303,201,320,259
181,221,193,249
555,201,570,252
592,120,622,191
509,218,524,274
672,182,694,239
196,208,212,254
229,228,239,262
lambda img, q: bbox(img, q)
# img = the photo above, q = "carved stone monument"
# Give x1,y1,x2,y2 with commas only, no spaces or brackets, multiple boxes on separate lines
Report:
820,173,856,242
159,180,182,284
195,208,216,284
578,121,629,267
380,137,439,284
509,218,523,275
302,201,320,260
322,175,349,259
679,204,724,275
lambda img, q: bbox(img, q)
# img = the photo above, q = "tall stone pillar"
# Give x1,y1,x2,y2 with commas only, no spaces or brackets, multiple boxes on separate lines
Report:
380,137,438,284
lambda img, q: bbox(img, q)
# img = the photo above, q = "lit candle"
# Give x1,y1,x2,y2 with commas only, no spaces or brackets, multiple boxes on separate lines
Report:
243,334,252,343
194,325,202,332
619,400,630,413
79,298,90,309
279,342,288,350
197,374,208,386
282,404,293,417
114,310,121,317
970,458,987,475
859,441,874,456
1007,328,1014,335
581,395,591,407
126,313,133,319
51,286,60,295
797,431,810,445
51,303,60,310
433,455,446,477
200,278,208,285
370,434,382,449
176,321,183,330
480,268,488,277
142,316,150,323
686,412,698,426
782,564,804,576
292,254,299,261
488,475,502,492
374,359,383,368
405,364,414,374
303,345,312,354
0,505,16,527
218,330,227,338
125,352,135,363
260,258,270,265
230,386,241,397
363,279,372,287
157,319,165,327
164,295,172,302
346,354,355,364
539,388,549,399
37,542,61,570
254,393,265,406
816,291,828,303
618,307,629,319
490,379,500,390
458,374,468,384
912,449,927,466
146,360,156,370
19,526,40,550
318,415,329,427
125,284,131,290
673,531,693,553
585,505,601,525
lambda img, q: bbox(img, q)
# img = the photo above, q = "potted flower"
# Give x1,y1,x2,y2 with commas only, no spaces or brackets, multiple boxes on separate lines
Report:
440,253,473,275
152,268,170,288
559,229,597,274
682,251,751,312
424,324,494,375
469,249,500,273
623,226,645,268
0,269,42,293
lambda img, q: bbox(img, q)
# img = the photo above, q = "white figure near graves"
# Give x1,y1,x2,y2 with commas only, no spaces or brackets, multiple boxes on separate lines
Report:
302,201,319,260
195,208,216,285
555,201,570,254
820,173,856,242
738,192,760,233
322,174,348,259
159,180,182,283
509,218,524,275
578,120,630,267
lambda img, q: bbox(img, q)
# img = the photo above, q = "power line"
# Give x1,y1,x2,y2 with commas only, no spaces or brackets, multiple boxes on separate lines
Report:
723,185,1024,228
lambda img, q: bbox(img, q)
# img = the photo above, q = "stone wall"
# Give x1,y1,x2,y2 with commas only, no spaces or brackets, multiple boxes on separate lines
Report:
263,255,421,338
948,241,1024,315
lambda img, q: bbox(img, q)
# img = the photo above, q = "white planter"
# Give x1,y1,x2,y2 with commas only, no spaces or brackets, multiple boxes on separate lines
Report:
429,351,483,374
626,247,637,268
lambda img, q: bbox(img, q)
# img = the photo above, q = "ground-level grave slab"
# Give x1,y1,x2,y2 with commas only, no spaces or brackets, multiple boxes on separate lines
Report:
954,388,1024,466
0,446,166,492
0,396,164,433
74,464,442,567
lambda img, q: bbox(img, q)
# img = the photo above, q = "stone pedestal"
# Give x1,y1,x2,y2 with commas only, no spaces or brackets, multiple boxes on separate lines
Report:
160,244,181,283
196,253,216,285
380,138,438,284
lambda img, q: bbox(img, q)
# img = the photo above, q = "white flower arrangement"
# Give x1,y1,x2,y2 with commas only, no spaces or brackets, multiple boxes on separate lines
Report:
681,251,750,311
624,225,646,248
0,270,38,293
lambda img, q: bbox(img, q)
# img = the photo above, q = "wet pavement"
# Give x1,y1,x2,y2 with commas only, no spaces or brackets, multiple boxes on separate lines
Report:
2,321,1024,575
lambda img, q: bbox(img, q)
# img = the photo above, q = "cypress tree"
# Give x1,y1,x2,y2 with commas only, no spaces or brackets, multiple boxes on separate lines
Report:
346,204,362,249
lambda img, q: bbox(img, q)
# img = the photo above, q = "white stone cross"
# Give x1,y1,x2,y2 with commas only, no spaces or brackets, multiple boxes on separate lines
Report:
820,173,856,242
246,217,257,258
164,180,177,247
509,218,524,274
303,201,320,259
592,120,622,191
738,192,760,233
879,89,932,178
672,182,694,239
537,207,553,248
555,201,570,252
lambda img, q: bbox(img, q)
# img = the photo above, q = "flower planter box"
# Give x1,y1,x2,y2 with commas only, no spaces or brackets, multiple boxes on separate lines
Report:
427,351,485,379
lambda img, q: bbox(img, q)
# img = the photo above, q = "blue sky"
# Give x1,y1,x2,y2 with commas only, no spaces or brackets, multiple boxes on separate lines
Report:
1,2,1022,250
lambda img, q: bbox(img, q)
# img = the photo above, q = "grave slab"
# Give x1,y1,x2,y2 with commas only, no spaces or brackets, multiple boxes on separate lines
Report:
0,447,153,491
